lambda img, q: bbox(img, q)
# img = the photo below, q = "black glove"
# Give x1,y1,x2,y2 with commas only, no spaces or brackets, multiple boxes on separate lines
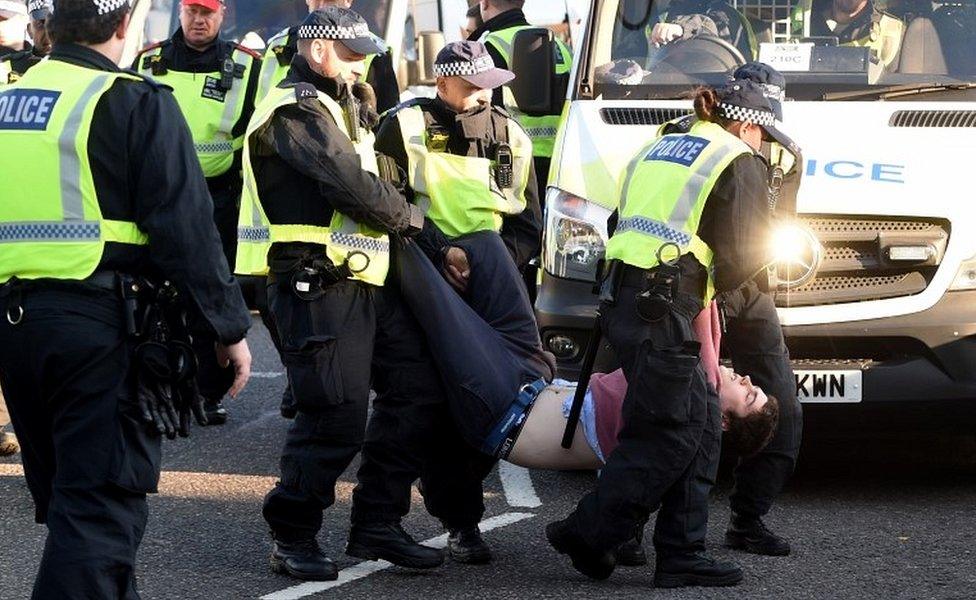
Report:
135,342,180,439
352,81,381,130
169,340,208,437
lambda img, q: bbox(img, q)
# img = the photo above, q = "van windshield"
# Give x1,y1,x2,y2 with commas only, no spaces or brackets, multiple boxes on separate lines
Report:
143,0,391,47
585,0,976,100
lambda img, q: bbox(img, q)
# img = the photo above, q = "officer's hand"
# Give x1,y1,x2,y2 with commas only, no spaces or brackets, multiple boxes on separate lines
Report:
650,22,684,46
216,339,252,398
443,247,470,293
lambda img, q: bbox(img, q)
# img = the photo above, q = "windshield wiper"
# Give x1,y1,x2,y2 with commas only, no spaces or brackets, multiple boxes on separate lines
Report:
822,82,976,101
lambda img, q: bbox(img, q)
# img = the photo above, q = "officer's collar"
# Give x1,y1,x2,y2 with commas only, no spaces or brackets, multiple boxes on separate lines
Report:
172,27,223,58
431,95,492,137
50,43,121,73
468,8,529,41
288,55,347,101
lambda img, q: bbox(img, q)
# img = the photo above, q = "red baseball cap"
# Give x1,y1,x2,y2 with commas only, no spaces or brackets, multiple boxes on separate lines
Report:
183,0,223,10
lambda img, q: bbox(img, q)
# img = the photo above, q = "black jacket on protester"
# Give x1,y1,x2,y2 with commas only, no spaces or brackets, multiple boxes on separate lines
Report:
248,55,421,264
49,44,251,345
374,97,543,271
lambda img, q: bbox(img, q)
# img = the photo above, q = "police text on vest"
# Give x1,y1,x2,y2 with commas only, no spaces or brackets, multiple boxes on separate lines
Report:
0,90,60,131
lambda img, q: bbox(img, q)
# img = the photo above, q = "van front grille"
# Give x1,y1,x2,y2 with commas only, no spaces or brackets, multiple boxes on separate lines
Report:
600,107,692,126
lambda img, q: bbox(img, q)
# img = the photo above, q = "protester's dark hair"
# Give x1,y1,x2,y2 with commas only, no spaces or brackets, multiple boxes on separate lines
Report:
692,86,732,127
466,4,484,28
48,0,129,46
725,394,779,458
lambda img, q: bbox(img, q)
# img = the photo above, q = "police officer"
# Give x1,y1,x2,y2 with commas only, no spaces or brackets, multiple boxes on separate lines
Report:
0,0,252,596
617,62,799,561
256,0,399,110
547,81,791,587
646,0,759,61
0,1,36,84
134,0,261,424
27,0,51,55
371,40,544,563
235,8,446,581
470,0,572,204
791,0,904,71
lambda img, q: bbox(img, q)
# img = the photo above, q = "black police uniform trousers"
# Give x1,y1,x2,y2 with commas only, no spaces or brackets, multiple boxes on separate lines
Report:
262,249,487,540
395,232,553,454
723,280,802,519
565,271,722,557
0,285,161,600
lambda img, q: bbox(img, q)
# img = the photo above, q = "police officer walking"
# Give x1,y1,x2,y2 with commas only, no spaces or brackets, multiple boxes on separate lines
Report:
371,40,545,563
0,0,40,84
256,0,399,110
0,0,253,596
547,81,792,587
134,0,261,424
647,61,804,559
235,7,446,581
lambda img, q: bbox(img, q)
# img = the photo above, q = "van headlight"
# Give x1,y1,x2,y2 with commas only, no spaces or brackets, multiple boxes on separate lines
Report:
543,188,611,282
949,253,976,291
768,221,822,290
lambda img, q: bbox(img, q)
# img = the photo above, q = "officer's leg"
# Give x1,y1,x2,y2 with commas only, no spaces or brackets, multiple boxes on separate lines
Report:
346,277,448,569
0,291,161,599
262,278,375,580
252,277,296,418
724,282,802,555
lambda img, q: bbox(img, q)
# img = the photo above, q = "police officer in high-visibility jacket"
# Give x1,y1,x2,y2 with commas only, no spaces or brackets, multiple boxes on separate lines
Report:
256,0,399,111
235,8,446,581
791,0,904,72
645,62,802,560
133,0,261,425
373,40,548,565
0,0,252,595
548,81,791,588
469,0,572,199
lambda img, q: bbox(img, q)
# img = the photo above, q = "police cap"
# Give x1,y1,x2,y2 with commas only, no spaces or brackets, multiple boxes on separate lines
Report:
52,0,128,18
715,79,793,149
733,62,787,121
28,0,53,20
297,7,386,56
434,40,514,90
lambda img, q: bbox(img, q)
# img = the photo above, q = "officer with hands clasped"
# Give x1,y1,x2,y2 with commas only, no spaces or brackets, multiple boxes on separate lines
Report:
235,7,448,581
547,80,790,588
0,0,253,596
134,0,262,425
372,40,546,564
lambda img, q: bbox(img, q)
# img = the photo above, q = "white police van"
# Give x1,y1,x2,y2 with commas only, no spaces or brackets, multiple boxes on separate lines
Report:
536,0,976,405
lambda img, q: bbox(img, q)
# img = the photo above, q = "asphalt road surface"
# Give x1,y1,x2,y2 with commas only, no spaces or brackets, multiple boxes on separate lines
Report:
2,318,976,600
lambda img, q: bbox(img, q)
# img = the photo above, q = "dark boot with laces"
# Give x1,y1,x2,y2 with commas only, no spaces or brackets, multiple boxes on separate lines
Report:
725,513,791,556
447,526,493,564
270,538,338,581
346,521,444,569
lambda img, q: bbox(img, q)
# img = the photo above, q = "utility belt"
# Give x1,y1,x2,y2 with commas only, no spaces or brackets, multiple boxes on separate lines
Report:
601,257,704,323
268,247,358,302
0,271,130,326
482,378,547,458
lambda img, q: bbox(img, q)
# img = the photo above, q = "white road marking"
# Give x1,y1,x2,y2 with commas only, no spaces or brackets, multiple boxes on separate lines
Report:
251,371,285,378
498,462,542,508
259,512,536,600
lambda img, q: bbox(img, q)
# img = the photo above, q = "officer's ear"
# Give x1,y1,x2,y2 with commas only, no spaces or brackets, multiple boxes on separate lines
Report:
114,11,131,42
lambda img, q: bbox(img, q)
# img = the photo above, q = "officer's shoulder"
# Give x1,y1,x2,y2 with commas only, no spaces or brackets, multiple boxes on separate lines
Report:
490,104,514,120
134,39,170,58
230,41,262,60
289,82,320,102
117,68,173,93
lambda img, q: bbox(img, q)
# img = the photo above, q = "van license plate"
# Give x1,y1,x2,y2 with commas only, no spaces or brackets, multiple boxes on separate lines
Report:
794,370,862,403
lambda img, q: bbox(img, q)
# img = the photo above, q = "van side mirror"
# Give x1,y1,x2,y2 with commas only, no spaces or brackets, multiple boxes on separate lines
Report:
509,28,568,116
408,31,446,86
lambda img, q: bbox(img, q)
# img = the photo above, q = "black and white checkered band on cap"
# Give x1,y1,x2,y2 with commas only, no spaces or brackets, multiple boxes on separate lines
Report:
92,0,128,14
297,22,370,40
28,0,53,14
433,55,494,77
717,103,776,126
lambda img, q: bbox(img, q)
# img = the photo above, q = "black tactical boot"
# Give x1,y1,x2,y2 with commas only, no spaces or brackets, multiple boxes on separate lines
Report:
447,526,492,564
614,528,647,567
203,398,228,425
279,385,296,419
270,539,338,581
654,552,743,588
725,513,791,556
545,518,616,581
346,522,444,569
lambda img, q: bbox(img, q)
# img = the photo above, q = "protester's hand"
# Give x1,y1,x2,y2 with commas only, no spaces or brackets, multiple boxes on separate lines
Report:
216,339,252,398
442,246,470,292
649,22,684,46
